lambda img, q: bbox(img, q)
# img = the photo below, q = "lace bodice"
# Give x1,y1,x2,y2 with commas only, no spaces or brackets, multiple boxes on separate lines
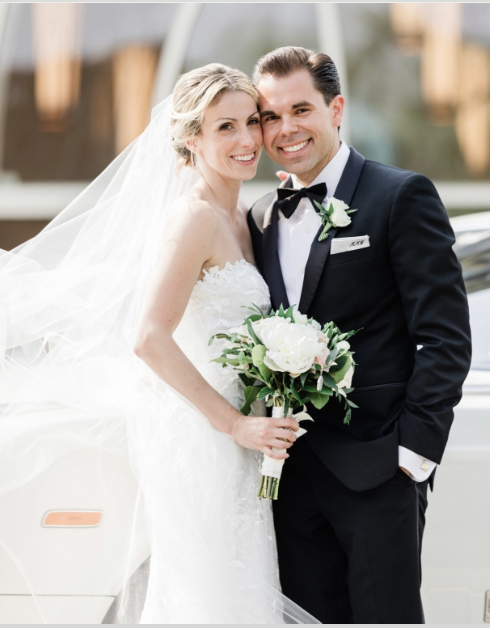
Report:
173,259,270,404
192,259,270,334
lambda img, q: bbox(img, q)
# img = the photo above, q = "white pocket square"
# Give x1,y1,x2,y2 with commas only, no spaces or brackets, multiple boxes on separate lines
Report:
331,235,370,255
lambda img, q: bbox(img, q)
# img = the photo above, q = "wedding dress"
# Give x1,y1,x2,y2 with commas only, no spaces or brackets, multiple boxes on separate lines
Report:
133,259,283,623
0,97,318,624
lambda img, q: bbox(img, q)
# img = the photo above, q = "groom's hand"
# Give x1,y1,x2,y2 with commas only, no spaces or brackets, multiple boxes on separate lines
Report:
399,466,412,477
231,415,299,459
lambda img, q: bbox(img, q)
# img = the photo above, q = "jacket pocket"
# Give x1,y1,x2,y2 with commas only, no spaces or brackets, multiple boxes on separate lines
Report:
327,244,377,266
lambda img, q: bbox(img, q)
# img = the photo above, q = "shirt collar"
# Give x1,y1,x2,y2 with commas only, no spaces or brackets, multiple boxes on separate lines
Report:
290,141,351,197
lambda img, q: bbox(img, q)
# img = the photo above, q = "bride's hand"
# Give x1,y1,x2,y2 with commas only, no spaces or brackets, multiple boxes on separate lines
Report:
276,171,289,182
231,415,299,459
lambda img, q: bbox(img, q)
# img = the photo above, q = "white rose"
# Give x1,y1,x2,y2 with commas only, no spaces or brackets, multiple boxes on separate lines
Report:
328,197,351,228
293,312,309,325
254,318,323,377
336,340,351,355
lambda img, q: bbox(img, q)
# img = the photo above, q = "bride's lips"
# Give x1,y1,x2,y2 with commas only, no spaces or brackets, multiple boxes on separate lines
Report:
277,139,311,157
230,151,257,165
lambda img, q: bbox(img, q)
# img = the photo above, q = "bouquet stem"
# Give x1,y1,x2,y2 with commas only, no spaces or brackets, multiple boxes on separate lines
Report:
258,404,291,501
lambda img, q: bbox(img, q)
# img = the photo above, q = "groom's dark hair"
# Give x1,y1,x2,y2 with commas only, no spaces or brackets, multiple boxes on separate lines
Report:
253,47,341,105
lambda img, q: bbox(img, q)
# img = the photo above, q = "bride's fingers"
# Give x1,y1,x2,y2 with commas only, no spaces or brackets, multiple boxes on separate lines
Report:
272,429,297,444
263,447,289,460
269,437,294,450
271,418,299,432
275,170,289,181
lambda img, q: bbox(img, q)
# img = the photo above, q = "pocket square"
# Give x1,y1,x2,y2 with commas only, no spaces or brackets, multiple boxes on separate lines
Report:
331,235,370,255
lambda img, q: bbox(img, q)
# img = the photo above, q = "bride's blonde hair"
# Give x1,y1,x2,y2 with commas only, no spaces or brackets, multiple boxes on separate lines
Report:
171,63,259,168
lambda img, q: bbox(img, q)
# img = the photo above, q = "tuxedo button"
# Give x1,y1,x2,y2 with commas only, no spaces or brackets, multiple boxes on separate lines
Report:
420,460,431,471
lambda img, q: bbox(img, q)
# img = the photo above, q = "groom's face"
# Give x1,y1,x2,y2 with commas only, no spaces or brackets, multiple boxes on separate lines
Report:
257,70,344,185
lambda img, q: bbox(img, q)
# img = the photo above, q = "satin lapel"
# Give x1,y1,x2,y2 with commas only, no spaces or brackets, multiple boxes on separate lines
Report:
298,147,366,314
262,176,291,310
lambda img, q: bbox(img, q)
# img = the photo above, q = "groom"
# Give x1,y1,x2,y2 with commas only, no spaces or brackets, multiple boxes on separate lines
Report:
248,47,472,624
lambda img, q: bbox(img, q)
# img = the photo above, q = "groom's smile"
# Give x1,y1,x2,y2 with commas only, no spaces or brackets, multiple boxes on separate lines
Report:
257,69,344,186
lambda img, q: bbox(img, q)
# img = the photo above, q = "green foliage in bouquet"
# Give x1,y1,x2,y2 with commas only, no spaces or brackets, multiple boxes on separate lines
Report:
209,305,359,424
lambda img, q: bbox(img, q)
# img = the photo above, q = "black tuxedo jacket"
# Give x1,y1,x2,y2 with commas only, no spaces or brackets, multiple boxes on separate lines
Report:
248,147,472,491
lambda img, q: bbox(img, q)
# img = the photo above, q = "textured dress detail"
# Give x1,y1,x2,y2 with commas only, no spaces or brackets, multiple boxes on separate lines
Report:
133,260,288,624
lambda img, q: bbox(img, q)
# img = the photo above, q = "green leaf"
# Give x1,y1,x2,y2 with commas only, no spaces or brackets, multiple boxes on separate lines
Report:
251,344,272,383
330,355,352,384
308,392,331,410
300,371,308,387
285,305,295,322
278,304,285,317
346,399,359,408
238,372,255,386
257,386,274,401
240,386,261,416
322,373,336,388
246,318,261,346
208,335,215,346
251,344,266,367
303,383,321,393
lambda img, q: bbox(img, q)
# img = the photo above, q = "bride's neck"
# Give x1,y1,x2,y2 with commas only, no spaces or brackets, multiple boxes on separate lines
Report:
196,167,241,217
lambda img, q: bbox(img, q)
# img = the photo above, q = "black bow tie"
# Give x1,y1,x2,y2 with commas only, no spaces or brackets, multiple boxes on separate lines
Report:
277,182,327,219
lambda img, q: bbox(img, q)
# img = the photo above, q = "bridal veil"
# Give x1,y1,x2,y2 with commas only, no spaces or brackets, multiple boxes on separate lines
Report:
0,97,317,624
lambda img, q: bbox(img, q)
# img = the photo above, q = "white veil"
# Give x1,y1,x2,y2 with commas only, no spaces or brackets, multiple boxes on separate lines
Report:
0,98,196,490
0,97,318,624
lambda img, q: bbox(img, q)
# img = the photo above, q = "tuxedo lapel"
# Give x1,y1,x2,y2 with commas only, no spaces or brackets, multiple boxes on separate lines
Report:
298,147,366,314
262,176,291,310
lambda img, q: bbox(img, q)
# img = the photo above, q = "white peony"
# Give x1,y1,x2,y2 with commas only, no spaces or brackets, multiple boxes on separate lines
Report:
253,317,323,377
328,197,351,228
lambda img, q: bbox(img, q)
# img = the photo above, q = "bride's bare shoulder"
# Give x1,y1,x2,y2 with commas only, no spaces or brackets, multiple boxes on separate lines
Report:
166,192,219,240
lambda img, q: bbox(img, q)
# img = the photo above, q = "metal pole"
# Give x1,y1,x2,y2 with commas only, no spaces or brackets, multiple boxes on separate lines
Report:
151,3,202,107
316,3,350,145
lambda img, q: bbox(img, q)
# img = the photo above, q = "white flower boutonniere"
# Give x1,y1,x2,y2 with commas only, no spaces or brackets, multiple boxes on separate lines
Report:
313,197,358,242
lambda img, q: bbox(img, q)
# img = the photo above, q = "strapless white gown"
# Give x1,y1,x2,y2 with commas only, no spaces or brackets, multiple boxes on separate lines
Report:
129,260,311,624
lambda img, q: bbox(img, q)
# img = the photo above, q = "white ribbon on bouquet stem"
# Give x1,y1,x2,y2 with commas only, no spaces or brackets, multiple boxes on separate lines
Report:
260,407,314,479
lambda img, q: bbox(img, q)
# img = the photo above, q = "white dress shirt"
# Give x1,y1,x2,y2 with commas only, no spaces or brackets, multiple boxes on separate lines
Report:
277,141,436,483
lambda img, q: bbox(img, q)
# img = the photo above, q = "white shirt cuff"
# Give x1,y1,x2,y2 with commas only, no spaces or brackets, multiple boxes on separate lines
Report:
398,446,437,482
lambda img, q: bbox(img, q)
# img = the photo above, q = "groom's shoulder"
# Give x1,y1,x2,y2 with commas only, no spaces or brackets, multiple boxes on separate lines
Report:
361,158,438,199
248,190,277,231
363,158,431,188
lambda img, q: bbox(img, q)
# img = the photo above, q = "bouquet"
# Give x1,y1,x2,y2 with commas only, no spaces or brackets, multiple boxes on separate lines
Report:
209,305,358,500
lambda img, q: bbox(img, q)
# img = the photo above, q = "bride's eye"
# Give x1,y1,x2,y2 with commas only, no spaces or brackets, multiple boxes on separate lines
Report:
219,123,233,131
248,118,260,126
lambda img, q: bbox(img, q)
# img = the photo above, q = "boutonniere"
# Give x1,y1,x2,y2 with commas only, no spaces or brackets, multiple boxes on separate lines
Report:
313,198,358,242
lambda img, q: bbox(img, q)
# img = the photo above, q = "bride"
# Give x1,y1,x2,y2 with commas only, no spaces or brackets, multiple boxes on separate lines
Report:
0,64,317,624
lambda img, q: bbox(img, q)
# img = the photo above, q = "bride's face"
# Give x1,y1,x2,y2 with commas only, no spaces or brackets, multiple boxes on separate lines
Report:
194,91,262,181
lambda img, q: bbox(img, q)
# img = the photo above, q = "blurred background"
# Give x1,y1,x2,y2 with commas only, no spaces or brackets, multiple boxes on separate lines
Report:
1,3,490,245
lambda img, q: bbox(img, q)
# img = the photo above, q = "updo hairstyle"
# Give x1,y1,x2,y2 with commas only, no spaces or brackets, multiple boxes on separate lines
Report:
171,64,259,168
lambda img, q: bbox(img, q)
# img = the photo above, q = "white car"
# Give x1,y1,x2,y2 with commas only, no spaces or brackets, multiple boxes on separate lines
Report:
0,217,489,624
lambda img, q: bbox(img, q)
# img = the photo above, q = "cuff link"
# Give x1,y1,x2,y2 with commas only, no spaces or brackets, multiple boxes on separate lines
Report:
420,460,431,471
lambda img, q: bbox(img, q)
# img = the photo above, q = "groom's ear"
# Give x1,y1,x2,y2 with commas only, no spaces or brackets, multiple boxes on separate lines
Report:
331,95,345,130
